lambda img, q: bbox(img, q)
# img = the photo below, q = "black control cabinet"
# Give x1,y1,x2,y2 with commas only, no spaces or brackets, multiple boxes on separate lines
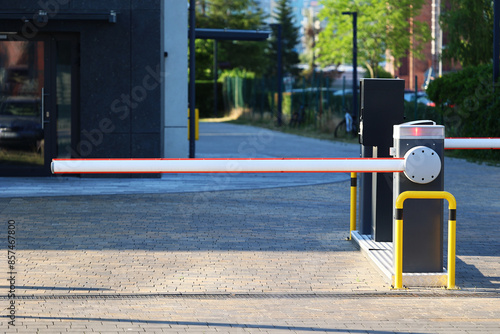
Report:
359,79,405,241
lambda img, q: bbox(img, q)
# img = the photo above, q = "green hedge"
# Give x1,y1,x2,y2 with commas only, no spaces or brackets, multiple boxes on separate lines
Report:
195,81,224,118
222,76,275,115
403,101,439,122
427,64,500,162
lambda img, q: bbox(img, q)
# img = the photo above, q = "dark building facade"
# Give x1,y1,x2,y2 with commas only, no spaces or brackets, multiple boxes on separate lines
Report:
0,0,163,176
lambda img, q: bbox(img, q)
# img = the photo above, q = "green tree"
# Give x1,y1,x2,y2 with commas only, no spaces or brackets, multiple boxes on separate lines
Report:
195,0,269,80
268,0,300,77
300,7,321,77
317,0,430,78
440,0,494,67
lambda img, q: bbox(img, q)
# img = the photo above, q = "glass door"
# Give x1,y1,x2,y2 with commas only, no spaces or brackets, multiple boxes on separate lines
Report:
0,39,48,175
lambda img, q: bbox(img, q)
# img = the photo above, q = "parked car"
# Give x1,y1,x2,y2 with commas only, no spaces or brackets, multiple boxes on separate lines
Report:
0,96,43,149
333,88,360,96
416,95,435,107
404,91,437,107
404,90,427,102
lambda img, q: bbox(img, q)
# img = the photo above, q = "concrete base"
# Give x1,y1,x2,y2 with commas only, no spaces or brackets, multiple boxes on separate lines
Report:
351,231,448,288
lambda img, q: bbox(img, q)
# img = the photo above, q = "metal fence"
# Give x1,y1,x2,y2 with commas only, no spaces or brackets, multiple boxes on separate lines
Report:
222,75,440,130
223,74,357,131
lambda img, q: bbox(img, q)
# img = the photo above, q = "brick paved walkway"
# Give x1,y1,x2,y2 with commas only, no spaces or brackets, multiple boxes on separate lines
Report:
1,122,499,333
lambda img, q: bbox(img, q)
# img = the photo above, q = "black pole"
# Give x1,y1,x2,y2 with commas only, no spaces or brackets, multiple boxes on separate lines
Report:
494,0,499,85
213,40,218,117
352,12,358,121
277,24,283,126
342,11,358,120
189,0,196,158
414,75,418,120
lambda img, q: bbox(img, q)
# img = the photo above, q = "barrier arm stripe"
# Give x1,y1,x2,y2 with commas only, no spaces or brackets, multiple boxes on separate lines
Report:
51,158,405,174
445,138,500,149
393,191,457,290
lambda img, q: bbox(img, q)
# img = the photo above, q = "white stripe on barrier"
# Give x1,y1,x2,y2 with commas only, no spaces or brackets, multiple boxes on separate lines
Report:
51,158,405,174
445,138,500,149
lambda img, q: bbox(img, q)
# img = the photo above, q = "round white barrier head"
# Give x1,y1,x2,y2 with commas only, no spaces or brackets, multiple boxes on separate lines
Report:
403,146,441,184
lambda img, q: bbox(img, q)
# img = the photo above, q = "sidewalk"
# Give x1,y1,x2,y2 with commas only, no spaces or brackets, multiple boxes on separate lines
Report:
1,122,499,333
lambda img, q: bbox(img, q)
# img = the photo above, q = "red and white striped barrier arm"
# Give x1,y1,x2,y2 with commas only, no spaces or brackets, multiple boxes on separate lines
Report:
445,138,500,149
51,158,405,174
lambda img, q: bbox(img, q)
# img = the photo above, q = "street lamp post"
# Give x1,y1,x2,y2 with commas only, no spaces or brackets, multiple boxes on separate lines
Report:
214,40,218,117
342,11,358,121
271,23,283,126
494,0,499,85
189,0,196,158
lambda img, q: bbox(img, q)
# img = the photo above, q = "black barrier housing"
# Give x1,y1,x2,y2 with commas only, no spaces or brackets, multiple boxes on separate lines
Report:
392,122,445,272
359,79,405,241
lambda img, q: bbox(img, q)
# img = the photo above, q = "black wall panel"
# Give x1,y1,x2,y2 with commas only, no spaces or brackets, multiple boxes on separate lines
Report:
0,0,162,160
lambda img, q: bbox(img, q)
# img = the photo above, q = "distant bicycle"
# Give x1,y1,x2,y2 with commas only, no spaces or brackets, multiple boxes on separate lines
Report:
334,111,358,139
290,104,306,128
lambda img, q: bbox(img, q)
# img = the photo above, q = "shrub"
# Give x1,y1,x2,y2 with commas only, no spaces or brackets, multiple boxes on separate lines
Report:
426,64,500,162
403,101,439,122
195,80,224,118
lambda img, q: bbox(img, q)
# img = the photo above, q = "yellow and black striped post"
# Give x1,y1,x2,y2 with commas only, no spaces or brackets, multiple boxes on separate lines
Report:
394,204,404,289
349,172,357,240
187,108,199,140
393,191,457,289
448,206,457,289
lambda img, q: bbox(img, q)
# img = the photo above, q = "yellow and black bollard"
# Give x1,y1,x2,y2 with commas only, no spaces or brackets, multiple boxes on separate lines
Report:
393,191,457,290
349,172,357,240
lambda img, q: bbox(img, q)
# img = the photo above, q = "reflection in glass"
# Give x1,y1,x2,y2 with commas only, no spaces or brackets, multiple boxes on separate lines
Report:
0,41,44,167
56,40,72,158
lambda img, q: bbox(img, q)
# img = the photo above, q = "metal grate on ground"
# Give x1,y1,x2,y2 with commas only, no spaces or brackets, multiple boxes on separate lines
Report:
1,291,499,301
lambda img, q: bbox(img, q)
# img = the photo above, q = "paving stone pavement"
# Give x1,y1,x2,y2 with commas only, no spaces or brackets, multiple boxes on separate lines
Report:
0,122,499,333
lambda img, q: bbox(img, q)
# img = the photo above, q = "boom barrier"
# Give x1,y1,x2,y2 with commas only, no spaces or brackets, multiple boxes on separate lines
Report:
51,158,405,174
51,137,499,175
49,134,498,290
